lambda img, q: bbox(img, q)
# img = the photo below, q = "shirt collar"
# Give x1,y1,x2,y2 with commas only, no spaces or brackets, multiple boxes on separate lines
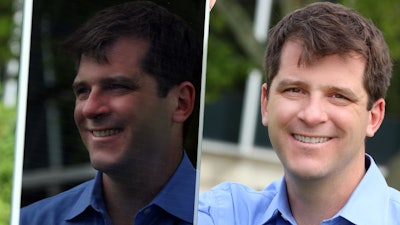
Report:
147,152,196,223
263,178,297,224
65,152,196,223
261,154,391,225
65,172,106,221
333,154,390,224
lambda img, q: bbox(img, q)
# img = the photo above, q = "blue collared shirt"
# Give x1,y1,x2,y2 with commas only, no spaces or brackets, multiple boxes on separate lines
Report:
20,153,196,225
198,155,400,225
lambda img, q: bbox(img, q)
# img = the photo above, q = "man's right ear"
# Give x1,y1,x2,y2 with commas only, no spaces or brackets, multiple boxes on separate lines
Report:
261,83,269,126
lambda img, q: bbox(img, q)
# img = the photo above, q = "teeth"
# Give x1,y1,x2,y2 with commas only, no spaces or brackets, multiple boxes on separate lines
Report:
92,129,121,137
294,134,330,144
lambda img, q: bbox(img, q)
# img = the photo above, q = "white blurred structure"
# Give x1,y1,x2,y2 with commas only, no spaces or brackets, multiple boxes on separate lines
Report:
200,0,279,192
2,0,23,108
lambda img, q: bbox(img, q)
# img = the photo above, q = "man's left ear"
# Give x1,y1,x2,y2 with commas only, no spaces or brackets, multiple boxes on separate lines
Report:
172,81,195,123
366,98,385,137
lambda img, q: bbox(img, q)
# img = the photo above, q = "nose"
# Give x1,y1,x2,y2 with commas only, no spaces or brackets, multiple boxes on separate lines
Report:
79,90,110,119
297,96,328,126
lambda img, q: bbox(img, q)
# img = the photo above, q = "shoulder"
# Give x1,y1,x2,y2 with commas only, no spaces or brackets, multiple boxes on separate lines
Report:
388,187,400,217
20,179,94,225
200,181,279,203
198,181,280,225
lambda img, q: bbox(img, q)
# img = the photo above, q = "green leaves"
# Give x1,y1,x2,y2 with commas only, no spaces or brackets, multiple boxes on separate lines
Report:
0,103,15,225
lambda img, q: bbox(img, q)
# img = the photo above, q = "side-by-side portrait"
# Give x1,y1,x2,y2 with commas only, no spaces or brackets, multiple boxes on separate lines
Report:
1,0,400,225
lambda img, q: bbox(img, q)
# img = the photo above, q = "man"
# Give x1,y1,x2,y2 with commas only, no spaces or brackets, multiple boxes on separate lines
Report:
199,2,400,225
20,1,203,224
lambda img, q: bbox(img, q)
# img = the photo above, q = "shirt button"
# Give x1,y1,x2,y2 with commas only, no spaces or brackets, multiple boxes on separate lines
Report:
143,208,152,215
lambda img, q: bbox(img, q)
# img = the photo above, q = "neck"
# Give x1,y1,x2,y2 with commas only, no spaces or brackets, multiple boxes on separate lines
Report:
285,155,366,225
102,150,183,225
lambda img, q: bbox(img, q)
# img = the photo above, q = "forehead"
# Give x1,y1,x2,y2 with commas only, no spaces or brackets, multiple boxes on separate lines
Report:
274,40,367,89
74,38,150,81
278,39,366,75
100,37,150,67
281,38,364,65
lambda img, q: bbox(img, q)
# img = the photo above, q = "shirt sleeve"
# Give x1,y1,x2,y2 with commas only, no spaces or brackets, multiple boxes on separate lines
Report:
197,190,216,225
197,182,240,225
197,181,281,225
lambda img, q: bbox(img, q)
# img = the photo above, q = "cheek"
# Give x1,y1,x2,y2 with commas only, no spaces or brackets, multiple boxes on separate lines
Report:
268,100,298,123
329,107,366,130
73,103,83,124
265,102,292,141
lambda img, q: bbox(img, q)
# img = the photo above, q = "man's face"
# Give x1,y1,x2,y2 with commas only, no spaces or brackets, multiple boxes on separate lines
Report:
73,38,177,172
261,40,384,180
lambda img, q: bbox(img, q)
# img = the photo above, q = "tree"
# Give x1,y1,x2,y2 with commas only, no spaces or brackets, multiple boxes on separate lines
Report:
0,104,15,225
0,0,17,224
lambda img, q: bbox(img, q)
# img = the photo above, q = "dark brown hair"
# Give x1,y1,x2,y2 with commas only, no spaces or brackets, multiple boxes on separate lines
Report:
63,1,202,98
265,2,392,109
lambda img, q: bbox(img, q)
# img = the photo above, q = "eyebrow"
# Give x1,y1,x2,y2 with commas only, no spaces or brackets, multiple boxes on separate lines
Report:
100,76,139,86
72,75,140,90
71,79,85,92
275,79,309,90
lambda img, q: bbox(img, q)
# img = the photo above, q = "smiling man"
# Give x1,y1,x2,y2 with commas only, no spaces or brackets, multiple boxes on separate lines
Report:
198,2,400,225
20,1,203,225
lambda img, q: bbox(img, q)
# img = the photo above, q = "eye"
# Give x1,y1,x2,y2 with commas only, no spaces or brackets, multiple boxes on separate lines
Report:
280,86,306,99
285,87,302,93
106,83,132,91
329,93,353,106
112,84,130,89
331,93,347,99
103,83,136,96
73,86,90,99
282,87,304,95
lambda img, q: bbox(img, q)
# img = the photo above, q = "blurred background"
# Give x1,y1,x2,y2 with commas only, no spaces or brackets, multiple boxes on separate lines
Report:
0,0,22,224
1,0,400,224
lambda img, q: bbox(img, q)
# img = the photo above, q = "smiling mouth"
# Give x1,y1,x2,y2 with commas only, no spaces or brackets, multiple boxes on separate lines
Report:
293,134,331,144
92,129,122,137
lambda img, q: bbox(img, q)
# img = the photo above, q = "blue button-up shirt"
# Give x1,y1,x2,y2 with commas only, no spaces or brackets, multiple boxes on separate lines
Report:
20,153,196,225
198,155,400,225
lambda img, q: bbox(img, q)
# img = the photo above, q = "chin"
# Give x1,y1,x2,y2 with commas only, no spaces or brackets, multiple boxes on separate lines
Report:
295,168,333,181
90,159,111,172
89,153,118,172
286,162,329,180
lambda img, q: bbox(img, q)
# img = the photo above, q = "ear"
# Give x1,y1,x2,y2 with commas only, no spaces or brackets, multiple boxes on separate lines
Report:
261,83,269,126
172,81,195,123
366,98,385,137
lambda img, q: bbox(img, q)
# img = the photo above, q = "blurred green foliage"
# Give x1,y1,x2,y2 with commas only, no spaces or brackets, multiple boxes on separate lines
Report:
341,0,400,116
205,6,256,102
0,0,13,81
0,103,15,225
0,0,16,224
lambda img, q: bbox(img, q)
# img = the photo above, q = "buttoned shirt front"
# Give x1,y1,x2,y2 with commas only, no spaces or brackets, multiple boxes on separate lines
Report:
198,155,400,225
20,152,196,225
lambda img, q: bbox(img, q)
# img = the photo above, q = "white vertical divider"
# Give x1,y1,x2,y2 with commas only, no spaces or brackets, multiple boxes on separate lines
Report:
238,0,272,153
11,0,33,224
